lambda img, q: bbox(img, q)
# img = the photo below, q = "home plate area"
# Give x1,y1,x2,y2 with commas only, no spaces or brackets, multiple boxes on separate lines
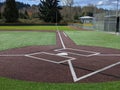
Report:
0,48,120,83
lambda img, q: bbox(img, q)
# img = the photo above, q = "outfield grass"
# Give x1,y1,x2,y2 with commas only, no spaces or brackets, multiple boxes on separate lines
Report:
0,31,55,51
65,31,120,49
0,26,74,31
0,77,120,90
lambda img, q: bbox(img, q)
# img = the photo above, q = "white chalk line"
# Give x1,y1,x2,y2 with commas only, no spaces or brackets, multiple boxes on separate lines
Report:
68,60,78,81
55,48,100,57
63,32,68,37
55,48,120,82
0,54,25,56
55,48,100,54
25,52,75,64
68,60,120,82
98,54,120,56
57,31,66,49
0,50,120,82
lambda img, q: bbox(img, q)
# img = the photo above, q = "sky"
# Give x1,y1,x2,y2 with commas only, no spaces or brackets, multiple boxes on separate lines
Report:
0,0,120,8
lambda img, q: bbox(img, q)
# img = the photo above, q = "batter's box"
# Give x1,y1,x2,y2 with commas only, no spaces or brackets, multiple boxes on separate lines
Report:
25,52,75,64
55,48,100,57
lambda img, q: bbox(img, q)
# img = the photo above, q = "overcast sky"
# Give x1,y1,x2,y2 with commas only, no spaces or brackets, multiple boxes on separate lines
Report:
0,0,120,7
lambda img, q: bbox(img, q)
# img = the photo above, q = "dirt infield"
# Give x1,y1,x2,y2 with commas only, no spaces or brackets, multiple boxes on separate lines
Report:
0,31,120,83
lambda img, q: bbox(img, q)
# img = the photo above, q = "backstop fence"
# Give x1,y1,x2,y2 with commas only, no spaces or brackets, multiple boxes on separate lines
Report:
94,0,120,33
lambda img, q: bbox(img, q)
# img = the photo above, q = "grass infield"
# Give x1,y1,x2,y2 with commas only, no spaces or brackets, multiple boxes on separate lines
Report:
0,31,55,51
65,31,120,49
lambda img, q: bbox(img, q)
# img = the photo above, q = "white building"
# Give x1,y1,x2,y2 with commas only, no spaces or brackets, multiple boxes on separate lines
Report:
79,16,94,23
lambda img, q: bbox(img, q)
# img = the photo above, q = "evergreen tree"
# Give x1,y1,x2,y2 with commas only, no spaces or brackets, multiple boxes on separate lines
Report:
0,12,1,19
24,10,29,19
3,0,19,22
39,0,62,23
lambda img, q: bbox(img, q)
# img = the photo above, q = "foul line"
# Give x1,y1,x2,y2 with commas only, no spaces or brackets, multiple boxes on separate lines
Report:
98,54,120,56
57,31,66,49
63,32,68,37
68,60,120,82
0,54,25,56
68,60,78,82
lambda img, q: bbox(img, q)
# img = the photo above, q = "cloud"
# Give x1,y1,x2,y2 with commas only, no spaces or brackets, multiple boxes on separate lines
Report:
97,0,120,5
28,0,40,2
97,1,104,5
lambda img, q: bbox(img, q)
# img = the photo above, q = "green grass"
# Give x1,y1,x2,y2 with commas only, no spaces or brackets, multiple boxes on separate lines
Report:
0,77,120,90
0,30,120,90
65,31,120,49
0,31,55,51
0,26,74,31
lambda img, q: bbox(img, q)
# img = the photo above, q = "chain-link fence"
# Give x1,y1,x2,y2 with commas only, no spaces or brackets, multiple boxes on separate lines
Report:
94,0,120,33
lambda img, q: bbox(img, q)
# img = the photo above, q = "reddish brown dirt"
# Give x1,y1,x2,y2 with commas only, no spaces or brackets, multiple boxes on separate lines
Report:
0,30,120,83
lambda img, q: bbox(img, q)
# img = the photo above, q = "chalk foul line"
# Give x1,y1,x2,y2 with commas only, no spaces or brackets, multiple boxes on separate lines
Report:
0,54,25,56
63,32,68,37
68,60,120,82
57,31,66,49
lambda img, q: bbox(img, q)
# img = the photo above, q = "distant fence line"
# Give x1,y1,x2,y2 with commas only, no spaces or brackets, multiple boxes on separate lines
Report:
0,23,68,26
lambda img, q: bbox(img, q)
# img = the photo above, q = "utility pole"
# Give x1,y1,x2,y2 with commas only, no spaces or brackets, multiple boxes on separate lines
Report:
55,2,59,31
116,0,119,34
0,0,3,19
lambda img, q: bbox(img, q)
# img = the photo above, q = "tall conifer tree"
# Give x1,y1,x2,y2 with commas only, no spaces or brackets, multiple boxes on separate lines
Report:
39,0,62,23
3,0,18,22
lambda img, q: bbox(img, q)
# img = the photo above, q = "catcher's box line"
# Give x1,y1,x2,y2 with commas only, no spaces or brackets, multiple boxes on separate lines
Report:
25,52,75,64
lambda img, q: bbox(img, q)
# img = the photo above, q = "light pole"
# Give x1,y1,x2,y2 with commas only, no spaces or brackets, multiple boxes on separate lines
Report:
116,0,119,34
56,10,59,30
0,0,3,19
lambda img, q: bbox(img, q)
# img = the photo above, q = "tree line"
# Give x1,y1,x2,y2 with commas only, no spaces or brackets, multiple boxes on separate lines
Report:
0,0,106,23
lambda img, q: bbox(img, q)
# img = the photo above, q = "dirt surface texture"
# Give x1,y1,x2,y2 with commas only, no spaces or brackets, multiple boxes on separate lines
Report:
0,31,120,83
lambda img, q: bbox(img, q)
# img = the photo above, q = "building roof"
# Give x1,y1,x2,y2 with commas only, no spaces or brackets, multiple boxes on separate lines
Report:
80,16,93,19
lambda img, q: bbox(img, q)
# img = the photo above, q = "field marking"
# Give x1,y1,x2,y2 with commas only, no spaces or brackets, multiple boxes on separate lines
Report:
55,48,100,54
25,52,75,64
74,61,120,82
57,31,66,49
63,32,67,37
68,60,120,82
98,54,120,56
55,48,100,57
25,55,59,64
26,52,74,60
26,52,44,56
0,47,120,82
68,60,78,81
0,54,25,56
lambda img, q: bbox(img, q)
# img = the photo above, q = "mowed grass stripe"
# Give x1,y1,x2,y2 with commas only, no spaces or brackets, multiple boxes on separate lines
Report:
0,31,56,51
65,31,120,49
0,26,74,31
0,77,120,90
